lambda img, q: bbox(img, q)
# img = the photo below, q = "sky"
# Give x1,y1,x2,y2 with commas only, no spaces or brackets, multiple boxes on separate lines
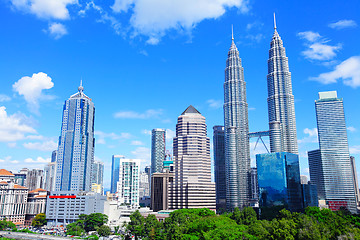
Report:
0,0,360,190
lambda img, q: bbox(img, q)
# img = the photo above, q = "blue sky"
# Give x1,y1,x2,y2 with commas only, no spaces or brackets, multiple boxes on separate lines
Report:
1,0,360,189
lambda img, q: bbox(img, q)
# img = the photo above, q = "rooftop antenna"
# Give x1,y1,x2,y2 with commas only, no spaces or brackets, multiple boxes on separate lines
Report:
231,24,234,40
273,12,277,30
78,78,84,93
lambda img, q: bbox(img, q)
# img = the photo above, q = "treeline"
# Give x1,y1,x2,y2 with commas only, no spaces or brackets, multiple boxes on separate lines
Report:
124,207,360,239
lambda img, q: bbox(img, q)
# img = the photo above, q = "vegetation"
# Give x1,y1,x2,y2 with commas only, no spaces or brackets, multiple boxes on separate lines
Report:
31,213,47,228
65,213,108,237
0,220,16,231
124,207,360,240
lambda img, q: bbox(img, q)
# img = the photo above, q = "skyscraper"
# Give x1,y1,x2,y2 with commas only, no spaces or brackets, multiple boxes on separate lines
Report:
170,106,216,210
213,125,226,212
55,82,95,192
111,155,125,193
44,162,56,191
224,28,250,210
27,169,44,191
350,156,360,206
91,160,104,194
117,159,140,207
267,14,298,154
309,91,356,212
151,129,166,175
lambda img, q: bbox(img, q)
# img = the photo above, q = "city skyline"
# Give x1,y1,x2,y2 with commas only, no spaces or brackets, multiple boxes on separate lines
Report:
1,1,360,191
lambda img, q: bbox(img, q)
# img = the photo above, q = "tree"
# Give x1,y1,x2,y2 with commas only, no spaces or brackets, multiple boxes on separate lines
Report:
97,225,111,237
31,213,47,228
84,213,108,232
0,219,16,231
66,222,85,236
126,210,145,240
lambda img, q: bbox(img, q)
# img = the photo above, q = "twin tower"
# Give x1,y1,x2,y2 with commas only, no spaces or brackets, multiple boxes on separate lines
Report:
224,15,298,210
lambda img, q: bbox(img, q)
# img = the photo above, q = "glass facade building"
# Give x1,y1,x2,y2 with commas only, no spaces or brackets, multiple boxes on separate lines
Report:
151,129,166,175
117,159,140,206
309,91,357,212
213,125,226,212
256,152,303,212
267,15,298,154
111,155,125,193
91,160,104,194
223,31,250,210
55,83,95,192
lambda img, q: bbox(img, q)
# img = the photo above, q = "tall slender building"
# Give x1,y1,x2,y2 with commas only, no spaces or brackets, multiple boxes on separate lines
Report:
213,126,226,212
309,91,357,212
151,129,166,175
91,160,104,194
267,14,298,154
223,28,250,210
117,159,140,207
111,155,125,193
170,106,216,210
55,82,95,192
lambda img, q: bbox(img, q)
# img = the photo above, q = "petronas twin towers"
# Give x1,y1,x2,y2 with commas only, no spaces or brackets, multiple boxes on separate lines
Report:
224,15,298,210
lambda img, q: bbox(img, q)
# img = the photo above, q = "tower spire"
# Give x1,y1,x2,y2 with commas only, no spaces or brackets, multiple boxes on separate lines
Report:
78,79,84,93
231,24,234,41
273,12,277,30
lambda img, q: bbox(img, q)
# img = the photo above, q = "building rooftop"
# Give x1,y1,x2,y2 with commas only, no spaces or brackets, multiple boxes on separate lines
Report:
181,105,201,115
0,169,15,176
29,188,47,193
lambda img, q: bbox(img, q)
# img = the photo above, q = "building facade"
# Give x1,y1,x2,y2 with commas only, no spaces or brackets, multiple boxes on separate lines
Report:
55,83,95,192
44,162,56,192
91,160,104,194
111,155,125,194
350,156,360,207
26,169,44,191
249,167,259,206
267,15,298,154
151,129,166,175
256,152,303,212
151,171,174,212
25,188,48,226
0,169,28,226
46,191,106,226
116,159,140,207
223,31,250,210
213,125,226,212
170,106,216,210
309,91,357,212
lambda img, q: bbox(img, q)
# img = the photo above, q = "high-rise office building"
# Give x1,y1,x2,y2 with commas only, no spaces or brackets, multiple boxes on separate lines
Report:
55,82,95,192
256,152,303,212
151,129,166,175
350,156,360,206
51,150,57,163
26,169,44,191
170,106,216,210
92,161,104,194
139,171,150,198
117,159,140,207
309,91,357,212
267,14,298,154
223,28,250,210
213,125,226,212
249,168,259,205
44,162,56,191
111,155,125,193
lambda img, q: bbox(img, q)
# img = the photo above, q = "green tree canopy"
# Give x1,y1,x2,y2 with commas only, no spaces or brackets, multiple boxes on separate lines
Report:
31,213,47,228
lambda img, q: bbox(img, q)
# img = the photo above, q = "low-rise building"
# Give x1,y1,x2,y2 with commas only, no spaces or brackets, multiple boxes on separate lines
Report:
25,188,48,226
46,191,106,226
0,169,28,226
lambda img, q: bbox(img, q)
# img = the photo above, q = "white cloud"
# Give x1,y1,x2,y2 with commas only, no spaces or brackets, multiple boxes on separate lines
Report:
297,31,321,42
347,126,356,132
13,72,54,113
0,106,36,142
166,129,176,140
142,129,152,135
329,20,357,29
207,99,222,109
0,94,11,102
111,0,249,44
310,56,360,88
114,109,163,119
131,147,150,166
48,22,68,39
298,128,318,144
7,142,17,148
131,140,144,145
24,157,50,163
23,140,57,151
95,130,131,144
349,146,360,155
10,0,77,20
297,31,341,61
